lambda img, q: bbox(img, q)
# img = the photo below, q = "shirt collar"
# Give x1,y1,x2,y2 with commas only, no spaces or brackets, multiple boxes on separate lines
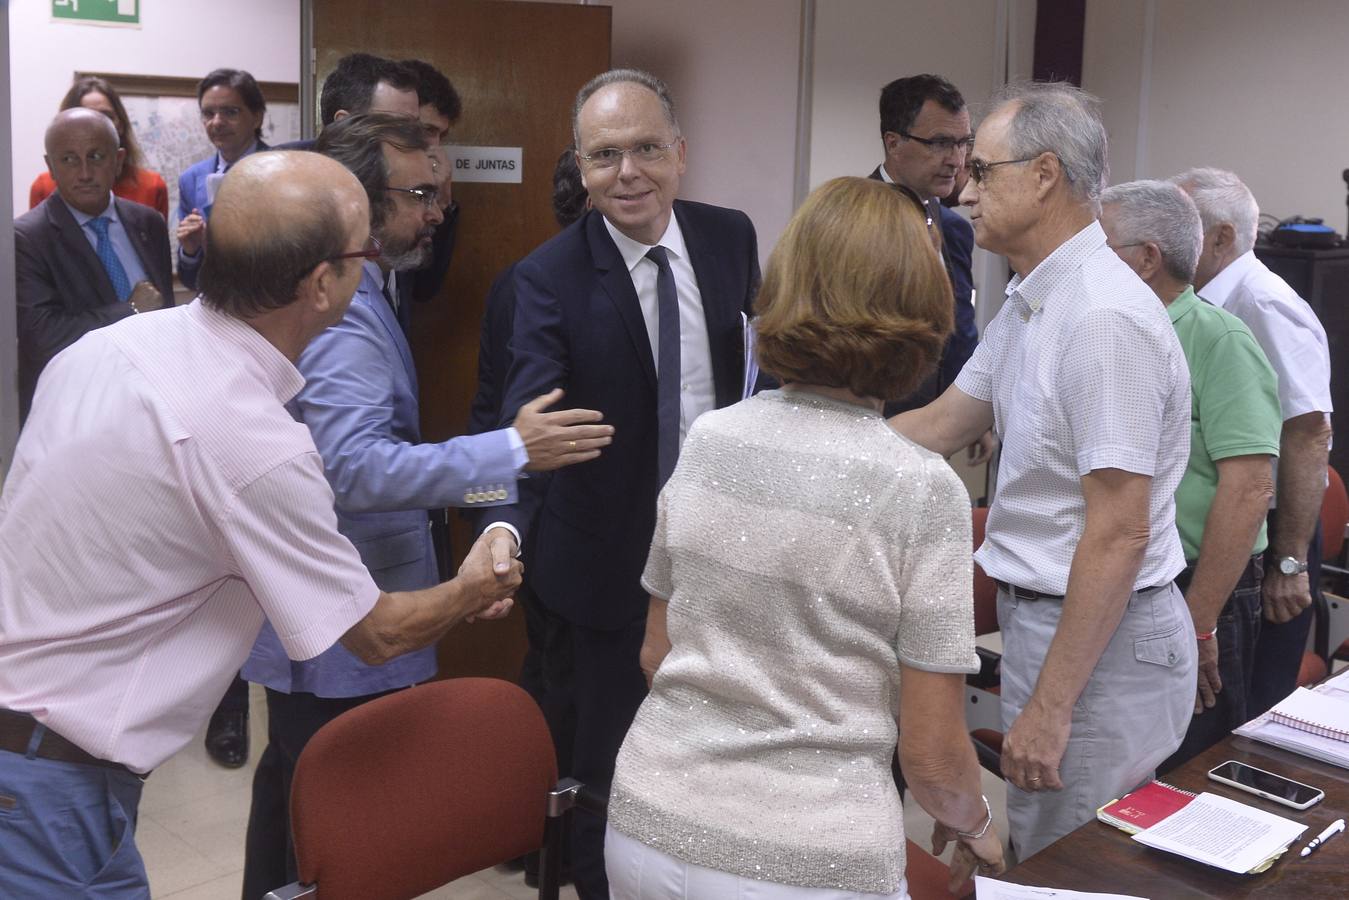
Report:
187,298,306,403
1167,285,1200,324
602,211,689,273
1006,220,1107,314
1196,249,1257,308
61,192,118,228
216,141,259,174
876,164,895,185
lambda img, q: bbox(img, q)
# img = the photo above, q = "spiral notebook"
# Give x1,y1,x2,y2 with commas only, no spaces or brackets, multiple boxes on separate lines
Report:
1268,687,1349,743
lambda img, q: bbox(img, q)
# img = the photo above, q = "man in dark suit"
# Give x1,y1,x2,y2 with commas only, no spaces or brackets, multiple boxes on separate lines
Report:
868,74,993,463
16,108,172,421
485,69,759,899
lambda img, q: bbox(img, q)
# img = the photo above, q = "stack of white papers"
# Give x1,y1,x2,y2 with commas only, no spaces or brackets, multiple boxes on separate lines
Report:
1130,792,1307,874
1235,669,1349,767
973,878,1148,899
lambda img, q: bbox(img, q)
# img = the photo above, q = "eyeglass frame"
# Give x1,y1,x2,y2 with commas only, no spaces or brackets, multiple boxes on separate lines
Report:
199,104,245,123
965,155,1044,186
329,235,383,262
383,185,440,210
889,130,976,156
576,140,679,169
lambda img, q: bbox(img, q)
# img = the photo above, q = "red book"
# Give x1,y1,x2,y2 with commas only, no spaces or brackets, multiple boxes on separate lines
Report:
1097,781,1197,834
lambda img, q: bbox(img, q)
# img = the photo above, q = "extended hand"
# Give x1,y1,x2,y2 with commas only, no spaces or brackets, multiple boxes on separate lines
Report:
457,528,522,621
966,429,998,467
128,281,166,313
932,820,1006,890
515,388,614,472
1001,700,1071,792
1195,633,1222,714
1262,569,1311,624
177,209,206,255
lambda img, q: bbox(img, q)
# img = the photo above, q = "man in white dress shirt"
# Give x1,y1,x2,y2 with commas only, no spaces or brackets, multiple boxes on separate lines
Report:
894,81,1195,860
1172,167,1334,717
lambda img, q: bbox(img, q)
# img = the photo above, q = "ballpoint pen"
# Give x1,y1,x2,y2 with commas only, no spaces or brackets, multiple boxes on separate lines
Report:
1300,818,1345,857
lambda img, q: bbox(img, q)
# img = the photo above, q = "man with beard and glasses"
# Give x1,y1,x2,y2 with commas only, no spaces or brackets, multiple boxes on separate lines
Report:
238,114,612,900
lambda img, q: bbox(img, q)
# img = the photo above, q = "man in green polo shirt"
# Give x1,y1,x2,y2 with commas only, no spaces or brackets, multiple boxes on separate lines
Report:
1101,180,1281,769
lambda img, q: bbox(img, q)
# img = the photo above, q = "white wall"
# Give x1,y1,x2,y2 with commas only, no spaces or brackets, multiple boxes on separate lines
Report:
9,0,300,217
1084,0,1349,229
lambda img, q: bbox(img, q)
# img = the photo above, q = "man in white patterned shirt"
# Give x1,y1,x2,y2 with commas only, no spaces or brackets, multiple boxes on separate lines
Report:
894,81,1195,859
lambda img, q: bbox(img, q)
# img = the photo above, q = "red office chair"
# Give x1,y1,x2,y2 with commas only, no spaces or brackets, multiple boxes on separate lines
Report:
1316,466,1349,666
962,506,1005,775
263,677,569,900
904,839,975,899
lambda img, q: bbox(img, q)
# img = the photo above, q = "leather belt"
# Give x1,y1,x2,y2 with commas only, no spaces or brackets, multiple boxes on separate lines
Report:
995,581,1064,601
995,581,1173,602
0,709,138,777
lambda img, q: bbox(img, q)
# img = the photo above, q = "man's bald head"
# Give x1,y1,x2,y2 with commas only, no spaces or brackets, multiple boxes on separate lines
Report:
200,150,370,319
45,107,119,155
44,107,124,216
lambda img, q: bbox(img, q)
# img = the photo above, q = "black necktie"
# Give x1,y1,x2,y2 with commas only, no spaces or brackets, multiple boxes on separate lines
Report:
645,246,681,486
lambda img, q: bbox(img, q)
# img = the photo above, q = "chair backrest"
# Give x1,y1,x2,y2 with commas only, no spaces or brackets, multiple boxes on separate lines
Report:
289,677,557,900
1322,466,1348,563
972,506,998,636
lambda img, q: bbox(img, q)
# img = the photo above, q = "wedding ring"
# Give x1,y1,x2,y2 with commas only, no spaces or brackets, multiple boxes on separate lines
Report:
568,440,577,450
1029,775,1041,783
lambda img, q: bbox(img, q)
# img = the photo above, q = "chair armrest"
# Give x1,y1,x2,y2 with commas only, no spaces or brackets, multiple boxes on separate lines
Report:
263,884,316,900
965,645,1002,689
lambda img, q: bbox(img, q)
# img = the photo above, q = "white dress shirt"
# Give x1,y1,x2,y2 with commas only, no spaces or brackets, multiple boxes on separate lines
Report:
1198,250,1333,421
603,214,716,442
955,221,1191,595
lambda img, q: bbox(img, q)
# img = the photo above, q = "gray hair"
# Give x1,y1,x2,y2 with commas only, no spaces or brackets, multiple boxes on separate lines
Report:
1101,180,1203,283
988,80,1108,209
572,68,680,148
1168,166,1259,256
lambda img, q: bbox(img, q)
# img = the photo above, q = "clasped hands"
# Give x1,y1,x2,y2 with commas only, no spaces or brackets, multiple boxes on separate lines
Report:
459,527,523,623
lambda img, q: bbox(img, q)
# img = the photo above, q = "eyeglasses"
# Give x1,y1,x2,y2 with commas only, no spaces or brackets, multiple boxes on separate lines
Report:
966,156,1042,186
893,131,975,155
577,141,678,169
384,186,439,209
329,235,382,262
200,105,244,123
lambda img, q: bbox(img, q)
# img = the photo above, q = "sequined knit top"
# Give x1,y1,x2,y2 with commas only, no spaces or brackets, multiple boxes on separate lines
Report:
608,389,980,893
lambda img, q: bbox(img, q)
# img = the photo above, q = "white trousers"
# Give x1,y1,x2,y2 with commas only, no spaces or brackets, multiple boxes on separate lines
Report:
605,826,911,900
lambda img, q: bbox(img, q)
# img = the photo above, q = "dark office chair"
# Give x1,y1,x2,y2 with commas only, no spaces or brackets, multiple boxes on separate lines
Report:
263,677,582,900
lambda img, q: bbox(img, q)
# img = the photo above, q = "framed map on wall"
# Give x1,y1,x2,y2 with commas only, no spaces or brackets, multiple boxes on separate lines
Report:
77,73,302,264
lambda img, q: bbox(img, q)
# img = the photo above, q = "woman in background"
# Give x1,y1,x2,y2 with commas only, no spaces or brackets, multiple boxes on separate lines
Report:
604,176,1005,899
30,75,169,220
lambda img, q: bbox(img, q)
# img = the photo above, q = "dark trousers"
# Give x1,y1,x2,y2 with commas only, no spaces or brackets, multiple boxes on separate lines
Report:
240,686,401,900
534,602,647,900
216,672,250,715
1249,517,1324,717
519,584,577,778
1157,555,1263,775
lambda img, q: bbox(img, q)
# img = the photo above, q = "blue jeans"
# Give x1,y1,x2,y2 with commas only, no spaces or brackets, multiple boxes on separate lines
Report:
0,739,149,898
1157,556,1263,775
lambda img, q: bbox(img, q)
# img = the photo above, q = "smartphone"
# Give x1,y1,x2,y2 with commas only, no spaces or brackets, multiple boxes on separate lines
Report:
1207,760,1324,810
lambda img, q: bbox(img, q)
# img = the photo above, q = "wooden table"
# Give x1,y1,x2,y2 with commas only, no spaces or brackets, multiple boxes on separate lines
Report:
997,735,1349,898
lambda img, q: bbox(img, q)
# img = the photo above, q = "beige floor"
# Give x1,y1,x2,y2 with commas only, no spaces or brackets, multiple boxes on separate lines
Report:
139,681,1008,899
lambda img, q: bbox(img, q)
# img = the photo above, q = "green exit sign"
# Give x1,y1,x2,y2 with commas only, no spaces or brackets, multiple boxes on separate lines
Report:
52,0,140,26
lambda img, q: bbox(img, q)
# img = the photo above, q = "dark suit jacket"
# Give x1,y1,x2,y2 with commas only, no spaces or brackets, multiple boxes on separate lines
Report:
491,201,760,628
866,165,979,414
467,262,517,438
15,194,174,419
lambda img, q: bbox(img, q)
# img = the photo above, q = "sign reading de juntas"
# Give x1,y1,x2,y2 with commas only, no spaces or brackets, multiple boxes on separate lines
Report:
451,146,523,184
53,0,140,27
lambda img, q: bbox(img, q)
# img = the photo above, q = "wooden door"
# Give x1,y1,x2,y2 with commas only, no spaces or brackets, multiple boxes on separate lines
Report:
312,0,611,679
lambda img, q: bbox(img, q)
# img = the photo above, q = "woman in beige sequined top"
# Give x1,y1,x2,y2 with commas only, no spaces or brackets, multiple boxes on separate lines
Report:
605,177,1006,899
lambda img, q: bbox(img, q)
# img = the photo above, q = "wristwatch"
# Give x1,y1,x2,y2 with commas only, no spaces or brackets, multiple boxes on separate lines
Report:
1277,556,1309,576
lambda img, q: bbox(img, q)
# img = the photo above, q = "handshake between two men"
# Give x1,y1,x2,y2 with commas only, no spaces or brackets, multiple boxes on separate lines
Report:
338,387,613,663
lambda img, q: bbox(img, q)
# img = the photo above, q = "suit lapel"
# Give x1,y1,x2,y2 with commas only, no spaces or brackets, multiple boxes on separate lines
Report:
587,212,657,389
675,201,741,408
115,199,153,276
45,196,118,307
363,266,419,394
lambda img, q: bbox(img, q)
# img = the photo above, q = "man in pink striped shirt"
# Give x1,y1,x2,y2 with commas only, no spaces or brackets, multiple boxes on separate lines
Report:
0,150,521,898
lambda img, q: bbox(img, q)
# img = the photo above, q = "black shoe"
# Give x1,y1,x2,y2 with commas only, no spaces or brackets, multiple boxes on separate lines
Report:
204,708,248,768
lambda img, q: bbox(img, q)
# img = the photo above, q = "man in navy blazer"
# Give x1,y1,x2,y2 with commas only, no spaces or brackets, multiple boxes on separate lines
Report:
16,109,173,421
238,114,610,899
488,70,760,899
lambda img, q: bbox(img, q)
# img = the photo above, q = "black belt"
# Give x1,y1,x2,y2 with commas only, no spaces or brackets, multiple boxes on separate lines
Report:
995,581,1172,602
0,709,138,777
